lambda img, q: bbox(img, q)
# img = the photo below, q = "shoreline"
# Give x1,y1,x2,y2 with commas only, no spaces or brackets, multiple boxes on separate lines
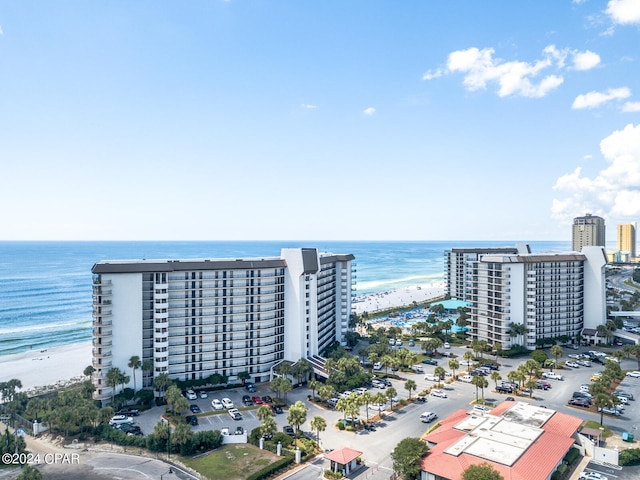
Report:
0,341,92,393
352,281,446,315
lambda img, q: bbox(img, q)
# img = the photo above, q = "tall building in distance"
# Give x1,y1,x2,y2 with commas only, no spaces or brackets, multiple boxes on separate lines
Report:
444,244,606,350
617,223,637,259
90,248,354,404
572,213,606,252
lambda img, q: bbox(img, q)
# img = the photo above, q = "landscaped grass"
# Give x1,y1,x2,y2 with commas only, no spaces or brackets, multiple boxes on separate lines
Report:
582,420,613,437
181,444,280,480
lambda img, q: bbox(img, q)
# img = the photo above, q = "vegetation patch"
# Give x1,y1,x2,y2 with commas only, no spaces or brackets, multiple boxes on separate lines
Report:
181,444,281,480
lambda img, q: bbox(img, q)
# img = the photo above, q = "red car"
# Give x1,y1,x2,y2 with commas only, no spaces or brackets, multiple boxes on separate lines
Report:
252,395,263,404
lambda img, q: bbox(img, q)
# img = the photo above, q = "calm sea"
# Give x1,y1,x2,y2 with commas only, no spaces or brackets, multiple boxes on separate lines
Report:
0,240,574,356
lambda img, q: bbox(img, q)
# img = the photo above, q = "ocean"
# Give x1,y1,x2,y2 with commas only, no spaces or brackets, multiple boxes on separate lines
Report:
0,240,574,357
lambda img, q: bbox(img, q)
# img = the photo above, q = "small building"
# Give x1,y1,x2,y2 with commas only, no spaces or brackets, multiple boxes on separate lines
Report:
325,446,363,476
420,401,582,480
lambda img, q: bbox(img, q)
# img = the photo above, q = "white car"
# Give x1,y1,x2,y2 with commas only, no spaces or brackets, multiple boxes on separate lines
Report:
354,387,368,395
221,398,234,409
459,375,473,383
565,361,580,368
221,427,230,436
412,365,424,373
577,360,591,367
444,342,450,349
345,415,360,423
468,405,490,415
211,399,223,410
568,354,581,359
431,389,447,398
420,411,437,423
369,403,385,411
543,372,563,380
228,408,242,420
200,391,208,398
373,362,382,371
578,472,608,480
109,415,134,426
626,371,640,378
424,374,439,382
186,390,197,400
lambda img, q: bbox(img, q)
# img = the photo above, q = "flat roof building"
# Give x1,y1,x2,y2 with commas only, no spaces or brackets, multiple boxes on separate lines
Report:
572,214,605,252
445,244,606,350
617,223,637,259
420,402,583,480
90,248,354,403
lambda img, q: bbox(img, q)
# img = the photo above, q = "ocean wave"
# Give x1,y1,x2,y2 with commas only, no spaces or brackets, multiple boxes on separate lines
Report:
0,319,90,336
357,273,444,293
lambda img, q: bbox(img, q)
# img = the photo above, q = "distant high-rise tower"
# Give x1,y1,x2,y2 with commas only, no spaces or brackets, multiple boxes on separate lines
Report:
617,223,636,258
572,213,606,251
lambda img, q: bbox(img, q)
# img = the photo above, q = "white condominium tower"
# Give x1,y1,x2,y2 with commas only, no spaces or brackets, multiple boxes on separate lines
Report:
445,247,519,301
572,213,606,252
445,244,606,350
90,248,354,403
617,223,637,259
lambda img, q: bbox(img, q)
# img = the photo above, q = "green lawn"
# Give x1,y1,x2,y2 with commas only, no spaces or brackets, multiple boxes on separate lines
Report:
181,444,280,480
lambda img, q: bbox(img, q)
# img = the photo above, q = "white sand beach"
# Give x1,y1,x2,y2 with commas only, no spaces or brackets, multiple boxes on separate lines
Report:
0,341,92,393
352,281,446,315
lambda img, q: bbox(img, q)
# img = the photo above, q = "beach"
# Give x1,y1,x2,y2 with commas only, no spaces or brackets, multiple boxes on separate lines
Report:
352,281,446,315
0,341,92,393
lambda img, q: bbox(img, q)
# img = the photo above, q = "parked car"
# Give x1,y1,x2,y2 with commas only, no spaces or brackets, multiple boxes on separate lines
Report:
542,372,563,380
271,405,283,414
444,342,450,349
262,395,274,404
565,361,580,368
221,398,234,409
251,395,263,404
235,426,244,435
242,395,254,406
615,391,634,401
597,406,621,416
421,358,438,365
626,371,640,378
568,354,581,360
578,472,608,480
245,383,257,393
412,365,424,373
568,398,590,408
190,404,201,414
469,405,490,415
577,360,591,367
373,362,382,371
119,424,143,435
116,408,140,417
369,403,385,411
283,425,295,436
109,415,134,426
327,398,339,408
185,415,199,426
431,389,447,398
199,391,208,398
186,390,197,400
211,399,223,410
424,374,439,382
228,408,242,420
459,375,473,383
363,423,377,431
496,385,514,394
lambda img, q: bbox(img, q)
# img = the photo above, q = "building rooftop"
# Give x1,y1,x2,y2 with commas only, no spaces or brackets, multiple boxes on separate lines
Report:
421,402,582,480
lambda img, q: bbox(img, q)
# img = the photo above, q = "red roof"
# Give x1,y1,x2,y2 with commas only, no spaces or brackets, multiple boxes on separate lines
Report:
325,446,363,465
420,406,580,480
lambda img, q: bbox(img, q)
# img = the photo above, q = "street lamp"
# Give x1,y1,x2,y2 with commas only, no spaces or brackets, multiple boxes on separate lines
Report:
160,468,173,479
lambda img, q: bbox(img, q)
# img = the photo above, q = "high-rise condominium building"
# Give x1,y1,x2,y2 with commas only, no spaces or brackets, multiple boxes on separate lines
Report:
90,248,354,403
445,247,519,301
572,213,606,252
445,244,606,350
617,223,637,259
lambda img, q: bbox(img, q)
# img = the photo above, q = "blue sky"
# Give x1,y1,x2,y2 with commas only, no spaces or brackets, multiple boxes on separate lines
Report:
1,1,639,242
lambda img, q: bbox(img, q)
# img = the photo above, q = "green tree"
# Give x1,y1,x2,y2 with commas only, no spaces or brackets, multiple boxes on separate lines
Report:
318,384,335,402
434,366,446,381
257,405,272,422
172,422,195,455
463,351,475,371
391,437,429,480
490,371,502,390
404,379,417,399
16,464,43,480
287,401,308,435
310,415,327,444
106,367,123,405
128,355,142,392
386,387,398,409
449,358,460,379
462,462,504,480
238,371,251,385
360,391,373,422
83,365,95,378
261,415,277,439
550,345,563,366
153,372,172,399
292,358,313,386
308,379,320,399
472,375,489,401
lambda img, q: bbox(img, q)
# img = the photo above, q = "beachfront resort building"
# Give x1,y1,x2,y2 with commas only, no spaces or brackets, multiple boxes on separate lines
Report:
444,247,519,301
572,213,606,252
420,402,584,480
444,244,607,350
617,223,637,260
90,248,354,404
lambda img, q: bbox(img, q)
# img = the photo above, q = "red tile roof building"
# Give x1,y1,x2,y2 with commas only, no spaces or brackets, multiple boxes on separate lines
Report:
420,402,583,480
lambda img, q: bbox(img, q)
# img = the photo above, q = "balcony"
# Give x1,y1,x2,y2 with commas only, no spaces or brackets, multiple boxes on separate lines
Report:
92,318,112,327
93,338,112,347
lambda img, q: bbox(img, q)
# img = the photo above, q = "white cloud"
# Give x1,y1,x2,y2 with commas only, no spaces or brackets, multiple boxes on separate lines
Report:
583,154,593,160
0,25,3,35
300,104,317,109
572,50,601,70
363,107,376,116
606,0,640,25
622,101,640,112
571,87,631,109
552,123,640,222
424,45,599,98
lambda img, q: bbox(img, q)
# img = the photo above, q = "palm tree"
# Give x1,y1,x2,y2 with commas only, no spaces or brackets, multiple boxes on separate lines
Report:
141,359,153,388
257,405,272,422
261,416,277,439
360,392,373,422
463,351,475,372
471,376,484,401
386,387,398,409
318,385,335,403
310,415,327,444
128,355,142,393
594,393,614,426
434,366,446,382
550,345,563,366
448,358,460,379
106,367,122,405
490,371,502,390
404,380,417,399
153,372,172,400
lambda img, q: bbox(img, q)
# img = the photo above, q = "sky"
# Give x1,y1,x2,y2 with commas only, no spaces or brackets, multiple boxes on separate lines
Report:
1,0,639,242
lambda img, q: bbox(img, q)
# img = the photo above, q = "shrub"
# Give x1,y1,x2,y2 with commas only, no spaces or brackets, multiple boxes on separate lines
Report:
246,456,294,480
324,469,343,479
619,448,640,466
